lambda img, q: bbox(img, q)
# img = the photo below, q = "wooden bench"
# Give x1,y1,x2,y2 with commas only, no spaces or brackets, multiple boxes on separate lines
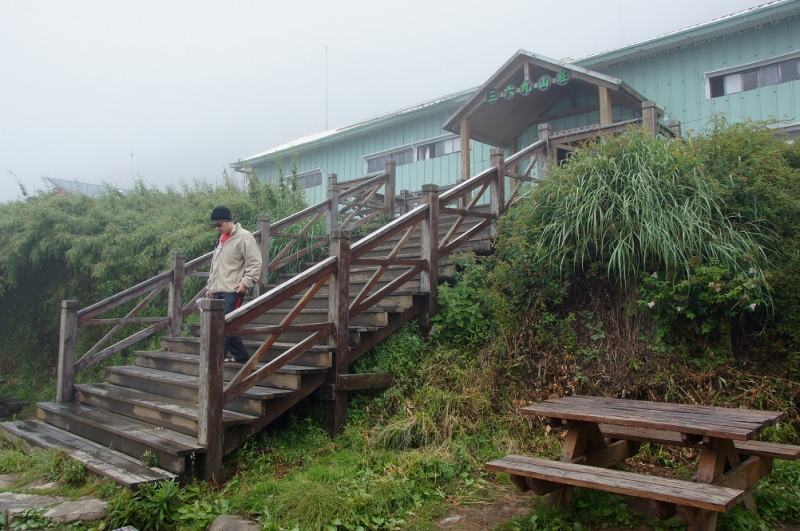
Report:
486,455,744,513
599,424,800,461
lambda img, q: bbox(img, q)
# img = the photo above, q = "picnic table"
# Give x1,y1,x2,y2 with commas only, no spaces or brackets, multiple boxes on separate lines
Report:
486,395,800,531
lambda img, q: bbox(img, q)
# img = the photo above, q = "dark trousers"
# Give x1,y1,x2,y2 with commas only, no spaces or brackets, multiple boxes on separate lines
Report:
211,292,250,363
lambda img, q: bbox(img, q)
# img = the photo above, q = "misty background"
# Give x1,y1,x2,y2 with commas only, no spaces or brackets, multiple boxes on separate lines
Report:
0,0,766,203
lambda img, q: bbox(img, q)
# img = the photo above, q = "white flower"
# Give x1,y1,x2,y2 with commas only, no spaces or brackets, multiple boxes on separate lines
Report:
651,272,658,279
676,307,683,312
648,301,655,308
749,303,757,311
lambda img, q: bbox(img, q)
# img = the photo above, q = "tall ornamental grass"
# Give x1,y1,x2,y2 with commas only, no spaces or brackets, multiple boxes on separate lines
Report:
495,128,768,290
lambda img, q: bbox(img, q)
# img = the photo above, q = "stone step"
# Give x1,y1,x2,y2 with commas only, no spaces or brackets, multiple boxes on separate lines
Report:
36,402,204,476
1,419,176,489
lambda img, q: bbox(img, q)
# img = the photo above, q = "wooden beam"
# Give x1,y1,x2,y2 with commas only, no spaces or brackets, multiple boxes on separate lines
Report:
599,85,612,126
336,373,394,391
460,119,471,183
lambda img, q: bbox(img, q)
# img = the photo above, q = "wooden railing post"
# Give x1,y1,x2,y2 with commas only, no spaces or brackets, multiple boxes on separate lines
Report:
668,120,682,137
490,148,506,235
56,300,78,403
327,173,339,236
399,189,410,216
642,101,659,138
420,184,440,334
384,159,396,219
198,297,225,482
167,252,185,337
326,230,351,437
538,124,553,161
256,215,270,296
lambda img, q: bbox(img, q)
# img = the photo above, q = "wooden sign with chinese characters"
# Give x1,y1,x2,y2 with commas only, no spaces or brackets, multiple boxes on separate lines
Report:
487,70,571,103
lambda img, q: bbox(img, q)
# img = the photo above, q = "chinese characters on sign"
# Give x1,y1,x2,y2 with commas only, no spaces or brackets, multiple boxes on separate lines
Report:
487,69,571,103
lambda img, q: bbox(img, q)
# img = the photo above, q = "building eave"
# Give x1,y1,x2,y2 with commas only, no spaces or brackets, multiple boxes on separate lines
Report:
231,88,477,169
572,0,800,69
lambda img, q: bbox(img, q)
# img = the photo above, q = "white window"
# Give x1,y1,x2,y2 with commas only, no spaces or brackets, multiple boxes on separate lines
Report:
709,55,800,98
417,137,461,160
295,170,323,189
366,148,413,173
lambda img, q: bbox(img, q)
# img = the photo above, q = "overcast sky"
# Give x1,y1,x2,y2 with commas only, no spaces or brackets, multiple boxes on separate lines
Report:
0,0,769,203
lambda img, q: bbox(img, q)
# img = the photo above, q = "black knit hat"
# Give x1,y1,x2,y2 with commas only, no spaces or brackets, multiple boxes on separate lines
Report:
210,205,233,222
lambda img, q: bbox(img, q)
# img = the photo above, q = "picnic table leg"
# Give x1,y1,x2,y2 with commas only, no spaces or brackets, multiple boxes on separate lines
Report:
548,420,607,508
679,437,742,531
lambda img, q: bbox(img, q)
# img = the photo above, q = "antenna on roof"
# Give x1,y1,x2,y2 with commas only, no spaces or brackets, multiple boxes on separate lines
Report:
325,46,329,130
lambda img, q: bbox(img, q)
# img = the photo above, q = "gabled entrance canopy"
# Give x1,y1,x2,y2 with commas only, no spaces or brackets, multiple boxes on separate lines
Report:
442,50,650,149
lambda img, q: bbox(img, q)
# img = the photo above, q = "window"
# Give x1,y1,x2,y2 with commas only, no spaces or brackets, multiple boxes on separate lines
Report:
709,56,800,98
417,137,461,160
295,170,322,189
366,148,413,173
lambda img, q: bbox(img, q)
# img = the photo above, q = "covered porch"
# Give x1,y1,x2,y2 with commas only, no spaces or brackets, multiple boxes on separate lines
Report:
443,50,680,181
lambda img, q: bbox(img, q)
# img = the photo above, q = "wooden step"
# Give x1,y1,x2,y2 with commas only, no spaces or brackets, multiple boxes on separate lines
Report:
1,419,176,488
251,307,391,327
104,365,291,416
74,383,257,436
161,337,332,368
36,402,204,475
268,289,414,311
486,455,744,513
134,351,304,390
185,323,375,347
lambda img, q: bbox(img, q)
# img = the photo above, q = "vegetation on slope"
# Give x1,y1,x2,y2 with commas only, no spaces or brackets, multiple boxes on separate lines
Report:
0,120,798,530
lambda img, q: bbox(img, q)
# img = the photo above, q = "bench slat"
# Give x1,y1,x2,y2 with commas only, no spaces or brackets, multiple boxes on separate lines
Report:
599,425,800,460
486,455,744,512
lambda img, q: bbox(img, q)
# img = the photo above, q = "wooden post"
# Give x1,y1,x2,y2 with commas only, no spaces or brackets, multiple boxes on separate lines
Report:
326,230,351,437
56,300,78,403
197,297,225,482
508,139,519,196
384,159,396,219
599,85,612,126
642,101,659,138
668,120,682,137
459,118,471,208
538,123,553,161
399,189,410,216
327,173,339,236
167,252,185,337
420,184,439,334
490,148,506,235
256,215,270,296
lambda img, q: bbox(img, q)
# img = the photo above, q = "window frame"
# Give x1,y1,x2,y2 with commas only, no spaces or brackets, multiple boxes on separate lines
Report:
362,134,470,175
706,51,800,99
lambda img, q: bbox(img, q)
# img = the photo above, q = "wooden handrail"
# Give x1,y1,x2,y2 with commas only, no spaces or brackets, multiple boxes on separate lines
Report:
505,138,547,167
77,270,172,322
439,166,498,204
337,171,389,199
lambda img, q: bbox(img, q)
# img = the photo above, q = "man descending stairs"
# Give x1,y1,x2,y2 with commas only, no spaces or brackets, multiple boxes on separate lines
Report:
1,147,527,486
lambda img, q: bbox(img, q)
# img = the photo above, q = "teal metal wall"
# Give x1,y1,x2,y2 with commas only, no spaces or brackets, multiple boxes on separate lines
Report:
248,99,494,204
587,14,800,133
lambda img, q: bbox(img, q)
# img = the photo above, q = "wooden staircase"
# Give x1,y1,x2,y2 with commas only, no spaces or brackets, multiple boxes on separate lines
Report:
1,144,548,487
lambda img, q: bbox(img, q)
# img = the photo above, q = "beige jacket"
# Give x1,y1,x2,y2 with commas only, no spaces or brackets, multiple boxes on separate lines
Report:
207,223,262,293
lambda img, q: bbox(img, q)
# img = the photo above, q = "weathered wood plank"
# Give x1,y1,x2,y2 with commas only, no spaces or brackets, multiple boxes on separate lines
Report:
1,420,175,488
486,455,744,512
336,373,393,392
599,424,800,460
